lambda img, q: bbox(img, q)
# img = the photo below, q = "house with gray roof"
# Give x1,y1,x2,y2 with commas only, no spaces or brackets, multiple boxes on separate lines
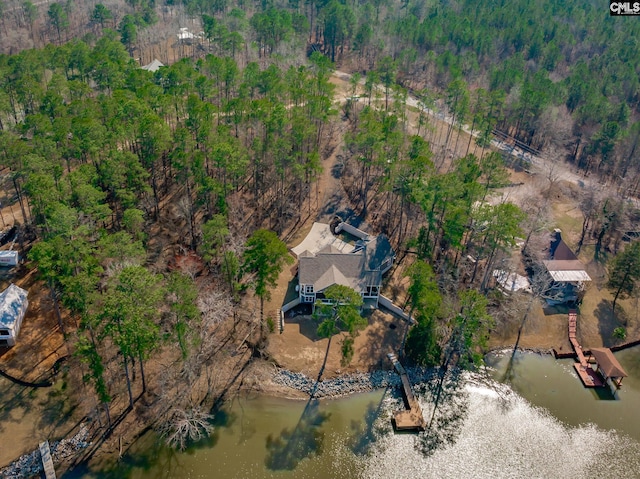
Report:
295,223,395,308
140,59,165,72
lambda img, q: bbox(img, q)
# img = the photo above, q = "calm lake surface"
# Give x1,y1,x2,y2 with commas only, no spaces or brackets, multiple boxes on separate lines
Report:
80,348,640,479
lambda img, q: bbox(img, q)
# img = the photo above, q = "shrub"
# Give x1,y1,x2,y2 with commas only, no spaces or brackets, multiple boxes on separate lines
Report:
266,316,275,333
613,327,627,341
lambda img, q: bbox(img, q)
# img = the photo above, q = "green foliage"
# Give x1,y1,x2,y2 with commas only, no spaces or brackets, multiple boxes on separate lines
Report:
607,241,640,312
341,336,354,366
405,260,441,319
91,4,113,28
47,3,69,42
404,261,443,366
201,214,229,265
266,316,275,333
250,7,296,56
100,265,164,363
118,16,138,53
320,0,355,62
405,318,441,367
122,208,145,240
450,290,494,368
613,327,627,341
243,229,292,303
0,29,340,423
75,334,111,404
167,272,200,359
22,1,37,25
313,285,366,364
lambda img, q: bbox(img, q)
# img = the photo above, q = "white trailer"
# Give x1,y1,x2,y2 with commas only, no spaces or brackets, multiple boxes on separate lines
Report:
0,284,28,347
0,250,18,267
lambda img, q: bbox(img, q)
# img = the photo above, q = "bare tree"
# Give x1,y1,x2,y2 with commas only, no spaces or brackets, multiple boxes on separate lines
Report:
534,104,573,153
198,288,234,330
576,186,601,254
519,193,551,252
159,406,215,450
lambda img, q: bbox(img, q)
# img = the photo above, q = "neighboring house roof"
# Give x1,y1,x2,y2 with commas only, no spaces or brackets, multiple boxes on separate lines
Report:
550,232,578,261
177,27,202,40
590,347,628,378
297,224,394,293
140,59,164,72
0,284,28,333
292,222,355,257
543,230,591,283
543,265,592,282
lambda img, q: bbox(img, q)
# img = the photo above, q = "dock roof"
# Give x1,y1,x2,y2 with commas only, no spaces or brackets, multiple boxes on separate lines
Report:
590,348,628,379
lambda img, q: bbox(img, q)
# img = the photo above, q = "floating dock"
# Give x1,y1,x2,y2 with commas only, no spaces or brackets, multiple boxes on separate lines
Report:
568,311,604,388
387,353,426,431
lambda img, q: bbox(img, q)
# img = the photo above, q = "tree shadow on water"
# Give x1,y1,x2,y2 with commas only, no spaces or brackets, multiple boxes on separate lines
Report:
264,398,330,471
346,388,390,456
417,368,470,457
501,348,527,384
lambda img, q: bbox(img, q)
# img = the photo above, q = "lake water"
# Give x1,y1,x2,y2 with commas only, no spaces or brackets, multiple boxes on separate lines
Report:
81,349,640,479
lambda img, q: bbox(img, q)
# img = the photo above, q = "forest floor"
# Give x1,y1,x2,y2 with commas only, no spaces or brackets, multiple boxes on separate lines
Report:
0,66,638,473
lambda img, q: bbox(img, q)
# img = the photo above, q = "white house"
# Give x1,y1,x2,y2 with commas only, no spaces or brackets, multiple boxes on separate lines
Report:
0,284,28,347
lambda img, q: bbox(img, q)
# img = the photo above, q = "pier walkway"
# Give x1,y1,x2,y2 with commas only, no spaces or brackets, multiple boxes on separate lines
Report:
387,353,426,431
568,310,604,387
39,441,56,479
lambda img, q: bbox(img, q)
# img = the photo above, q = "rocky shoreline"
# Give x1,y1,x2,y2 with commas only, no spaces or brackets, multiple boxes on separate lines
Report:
0,425,91,479
270,348,555,399
272,367,437,398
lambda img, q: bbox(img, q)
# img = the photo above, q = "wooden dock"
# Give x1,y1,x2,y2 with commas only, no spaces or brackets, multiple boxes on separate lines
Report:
39,441,56,479
568,311,604,388
387,353,426,431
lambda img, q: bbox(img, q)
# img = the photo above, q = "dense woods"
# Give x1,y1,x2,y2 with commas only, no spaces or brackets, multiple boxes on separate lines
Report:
0,33,339,443
1,0,639,460
1,0,639,186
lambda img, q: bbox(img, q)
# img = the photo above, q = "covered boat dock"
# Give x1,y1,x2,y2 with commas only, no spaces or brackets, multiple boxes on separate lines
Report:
588,347,628,390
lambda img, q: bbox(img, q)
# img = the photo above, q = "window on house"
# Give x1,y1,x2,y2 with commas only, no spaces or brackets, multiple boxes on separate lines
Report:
364,286,379,297
0,329,9,336
305,285,314,293
0,339,8,346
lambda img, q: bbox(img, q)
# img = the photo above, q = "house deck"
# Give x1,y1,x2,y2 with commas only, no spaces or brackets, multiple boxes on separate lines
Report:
573,362,604,387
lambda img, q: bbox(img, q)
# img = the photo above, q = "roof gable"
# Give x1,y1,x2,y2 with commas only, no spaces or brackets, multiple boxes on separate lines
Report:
551,239,577,261
141,59,165,72
544,230,590,282
591,347,628,378
297,226,394,293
